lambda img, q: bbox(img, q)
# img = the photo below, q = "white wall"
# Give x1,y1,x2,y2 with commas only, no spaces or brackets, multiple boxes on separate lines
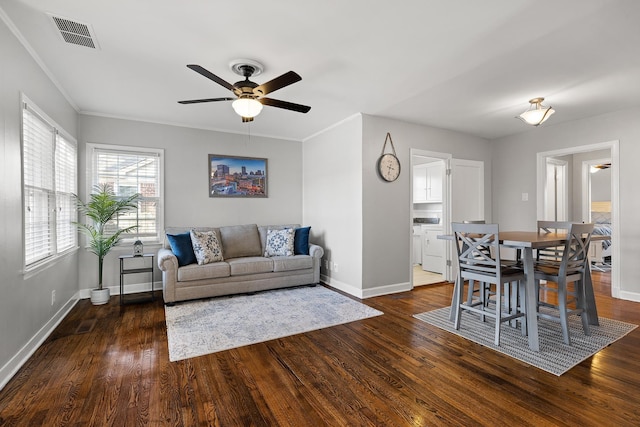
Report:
302,115,363,296
492,108,640,299
361,115,493,296
77,115,304,293
0,17,79,388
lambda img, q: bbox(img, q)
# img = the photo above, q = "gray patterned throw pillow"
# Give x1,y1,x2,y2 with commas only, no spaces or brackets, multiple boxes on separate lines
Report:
264,228,295,257
190,230,224,265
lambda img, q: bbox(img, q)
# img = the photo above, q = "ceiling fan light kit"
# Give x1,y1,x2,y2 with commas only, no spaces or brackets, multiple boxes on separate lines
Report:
232,98,263,119
178,59,310,122
517,97,555,126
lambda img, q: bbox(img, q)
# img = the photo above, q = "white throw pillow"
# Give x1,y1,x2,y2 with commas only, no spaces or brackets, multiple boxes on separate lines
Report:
264,228,295,257
190,230,224,265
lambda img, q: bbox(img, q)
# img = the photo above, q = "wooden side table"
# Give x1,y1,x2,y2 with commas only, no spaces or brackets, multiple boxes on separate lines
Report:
119,253,155,305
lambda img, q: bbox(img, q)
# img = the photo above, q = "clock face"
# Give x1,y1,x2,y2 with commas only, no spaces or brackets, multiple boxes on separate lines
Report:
378,153,401,182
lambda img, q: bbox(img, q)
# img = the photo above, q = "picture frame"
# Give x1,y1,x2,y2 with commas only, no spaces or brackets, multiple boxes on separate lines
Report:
208,154,268,198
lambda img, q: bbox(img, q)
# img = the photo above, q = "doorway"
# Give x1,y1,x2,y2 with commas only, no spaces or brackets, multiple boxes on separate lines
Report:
536,140,619,297
411,152,447,287
410,150,485,287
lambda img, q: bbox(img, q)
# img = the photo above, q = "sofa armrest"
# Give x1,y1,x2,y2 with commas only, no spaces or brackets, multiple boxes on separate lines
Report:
158,248,178,271
309,243,324,259
309,243,324,284
157,248,179,303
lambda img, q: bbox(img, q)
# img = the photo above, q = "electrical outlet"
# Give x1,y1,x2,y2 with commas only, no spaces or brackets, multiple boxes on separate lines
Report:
522,192,529,201
333,262,339,273
51,290,56,306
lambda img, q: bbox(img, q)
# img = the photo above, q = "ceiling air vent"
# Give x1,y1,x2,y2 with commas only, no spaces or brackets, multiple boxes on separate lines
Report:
48,14,100,49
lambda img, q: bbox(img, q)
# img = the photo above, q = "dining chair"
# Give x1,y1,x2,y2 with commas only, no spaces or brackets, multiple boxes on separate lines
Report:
461,220,489,310
534,222,594,345
452,222,527,346
461,220,521,319
537,220,573,260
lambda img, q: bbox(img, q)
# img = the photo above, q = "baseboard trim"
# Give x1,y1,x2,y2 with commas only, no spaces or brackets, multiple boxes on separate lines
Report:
361,282,412,299
0,293,79,391
321,275,412,299
78,281,162,299
616,289,640,302
321,275,364,298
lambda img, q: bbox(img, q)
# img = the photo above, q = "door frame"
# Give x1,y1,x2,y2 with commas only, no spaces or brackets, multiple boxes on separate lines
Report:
409,149,451,289
536,140,620,297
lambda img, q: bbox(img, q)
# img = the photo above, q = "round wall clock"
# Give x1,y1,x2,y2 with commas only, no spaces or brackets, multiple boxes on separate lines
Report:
378,153,401,182
377,132,401,182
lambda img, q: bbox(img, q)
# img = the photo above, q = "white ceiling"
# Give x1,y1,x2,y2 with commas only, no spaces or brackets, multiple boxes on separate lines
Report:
2,0,640,141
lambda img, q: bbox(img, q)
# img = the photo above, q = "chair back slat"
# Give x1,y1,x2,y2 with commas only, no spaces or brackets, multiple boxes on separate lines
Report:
536,220,573,263
453,222,502,281
561,223,593,275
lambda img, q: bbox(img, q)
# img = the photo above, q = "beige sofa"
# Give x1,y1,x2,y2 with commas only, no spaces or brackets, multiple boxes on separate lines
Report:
157,224,324,304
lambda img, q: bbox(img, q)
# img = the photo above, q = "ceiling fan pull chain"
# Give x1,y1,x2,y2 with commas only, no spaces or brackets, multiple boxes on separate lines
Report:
381,132,397,157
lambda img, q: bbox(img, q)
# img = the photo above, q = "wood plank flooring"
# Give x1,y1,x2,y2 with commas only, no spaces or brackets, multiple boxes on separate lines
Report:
1,272,639,426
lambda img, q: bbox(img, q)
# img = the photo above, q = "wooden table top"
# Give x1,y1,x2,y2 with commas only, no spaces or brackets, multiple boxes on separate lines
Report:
438,231,609,249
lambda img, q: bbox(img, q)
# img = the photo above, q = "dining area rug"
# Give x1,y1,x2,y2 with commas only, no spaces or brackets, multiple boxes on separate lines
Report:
164,285,383,362
414,307,637,375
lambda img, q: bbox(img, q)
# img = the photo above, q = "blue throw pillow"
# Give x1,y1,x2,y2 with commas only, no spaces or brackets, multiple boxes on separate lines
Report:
167,232,197,266
294,226,311,255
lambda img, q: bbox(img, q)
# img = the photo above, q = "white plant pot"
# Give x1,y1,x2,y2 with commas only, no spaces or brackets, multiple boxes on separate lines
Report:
90,288,110,305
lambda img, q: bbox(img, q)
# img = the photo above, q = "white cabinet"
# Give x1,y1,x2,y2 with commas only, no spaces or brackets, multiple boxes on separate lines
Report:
422,228,444,273
425,162,443,202
413,163,443,203
413,165,427,203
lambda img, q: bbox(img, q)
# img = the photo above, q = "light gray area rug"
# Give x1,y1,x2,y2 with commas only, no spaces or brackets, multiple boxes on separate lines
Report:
165,286,383,362
414,307,637,375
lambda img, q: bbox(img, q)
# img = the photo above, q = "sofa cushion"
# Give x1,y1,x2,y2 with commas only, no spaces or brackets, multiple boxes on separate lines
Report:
178,262,230,281
294,226,311,255
264,228,295,257
219,224,262,259
272,255,313,272
227,257,273,276
166,232,197,266
190,230,224,265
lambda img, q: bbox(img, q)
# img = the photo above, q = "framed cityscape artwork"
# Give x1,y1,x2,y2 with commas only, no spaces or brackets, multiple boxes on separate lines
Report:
208,154,268,198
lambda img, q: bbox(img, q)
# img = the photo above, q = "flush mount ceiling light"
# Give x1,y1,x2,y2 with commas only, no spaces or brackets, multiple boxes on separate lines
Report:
517,97,555,126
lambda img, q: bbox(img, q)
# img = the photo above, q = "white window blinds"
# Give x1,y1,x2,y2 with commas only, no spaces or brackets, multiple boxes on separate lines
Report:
92,147,162,241
55,134,78,252
22,100,78,268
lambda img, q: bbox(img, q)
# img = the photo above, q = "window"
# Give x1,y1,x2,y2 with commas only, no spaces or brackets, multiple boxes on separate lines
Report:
22,96,78,269
88,144,164,244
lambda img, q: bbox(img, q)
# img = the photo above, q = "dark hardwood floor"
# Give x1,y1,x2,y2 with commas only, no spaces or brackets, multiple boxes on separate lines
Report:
1,272,639,426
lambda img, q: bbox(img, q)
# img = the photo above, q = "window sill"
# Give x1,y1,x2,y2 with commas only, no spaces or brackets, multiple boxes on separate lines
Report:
23,247,79,280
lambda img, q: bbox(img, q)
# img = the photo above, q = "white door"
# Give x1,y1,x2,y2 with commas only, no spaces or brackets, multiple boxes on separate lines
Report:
544,158,568,221
445,158,485,281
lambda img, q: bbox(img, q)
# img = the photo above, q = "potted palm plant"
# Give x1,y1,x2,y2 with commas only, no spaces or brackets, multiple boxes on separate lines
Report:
74,183,140,305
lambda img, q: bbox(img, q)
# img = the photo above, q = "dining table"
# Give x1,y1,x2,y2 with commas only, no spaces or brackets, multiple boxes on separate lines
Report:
441,230,607,352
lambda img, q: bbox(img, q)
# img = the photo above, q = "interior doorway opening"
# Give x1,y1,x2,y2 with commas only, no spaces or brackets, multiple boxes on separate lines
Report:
537,141,619,297
410,150,449,288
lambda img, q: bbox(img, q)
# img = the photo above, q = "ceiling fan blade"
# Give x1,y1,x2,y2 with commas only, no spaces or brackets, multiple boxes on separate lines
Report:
186,64,235,91
178,97,235,104
254,71,301,96
260,97,311,113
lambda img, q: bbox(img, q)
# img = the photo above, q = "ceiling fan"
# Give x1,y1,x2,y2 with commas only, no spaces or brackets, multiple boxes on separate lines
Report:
178,60,311,122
